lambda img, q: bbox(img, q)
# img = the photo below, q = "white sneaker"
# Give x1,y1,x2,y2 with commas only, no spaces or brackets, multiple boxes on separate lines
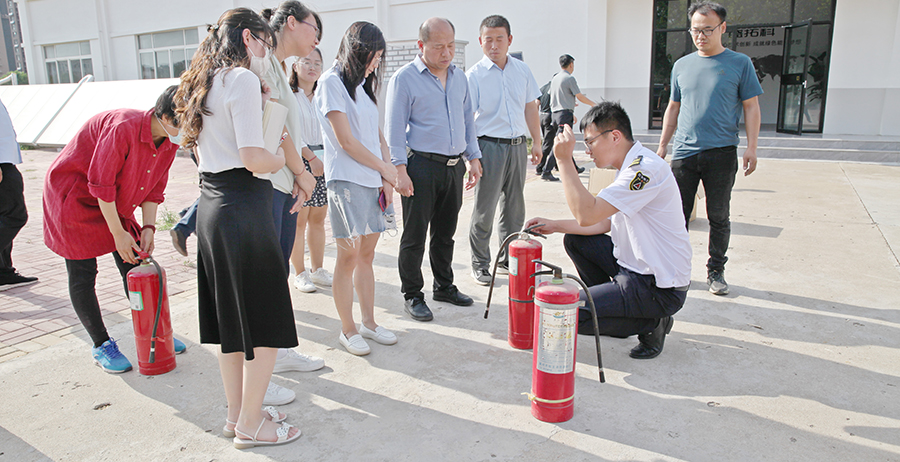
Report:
309,268,333,287
338,332,370,356
262,381,295,406
359,325,397,345
293,271,316,293
273,348,325,372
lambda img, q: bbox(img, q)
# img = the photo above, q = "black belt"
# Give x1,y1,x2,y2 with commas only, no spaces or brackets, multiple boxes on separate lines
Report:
671,285,690,292
479,135,526,146
409,149,463,167
307,144,323,151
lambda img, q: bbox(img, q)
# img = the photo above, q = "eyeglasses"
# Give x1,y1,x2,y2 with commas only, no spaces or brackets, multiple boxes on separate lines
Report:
689,21,724,37
584,129,613,151
298,59,322,70
250,31,274,50
300,19,320,39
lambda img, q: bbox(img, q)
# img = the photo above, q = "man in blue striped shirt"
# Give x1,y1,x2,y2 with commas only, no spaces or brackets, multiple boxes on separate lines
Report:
385,17,483,322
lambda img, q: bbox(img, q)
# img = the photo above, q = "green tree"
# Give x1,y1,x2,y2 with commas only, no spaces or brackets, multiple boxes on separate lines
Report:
1,71,28,85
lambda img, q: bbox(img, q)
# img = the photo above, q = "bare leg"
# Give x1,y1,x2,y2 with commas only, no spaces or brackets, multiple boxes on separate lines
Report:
220,348,285,434
333,238,359,338
234,347,298,442
218,349,244,425
355,233,380,331
290,207,311,275
307,206,327,271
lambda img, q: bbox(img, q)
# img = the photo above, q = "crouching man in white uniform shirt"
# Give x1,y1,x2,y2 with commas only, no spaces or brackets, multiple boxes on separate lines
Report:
526,102,691,360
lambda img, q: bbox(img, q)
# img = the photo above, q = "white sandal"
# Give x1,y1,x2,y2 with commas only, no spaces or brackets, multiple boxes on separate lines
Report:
223,407,287,438
233,420,301,449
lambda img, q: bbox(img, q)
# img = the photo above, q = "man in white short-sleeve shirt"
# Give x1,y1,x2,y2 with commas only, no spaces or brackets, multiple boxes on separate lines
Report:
466,14,542,285
526,102,691,360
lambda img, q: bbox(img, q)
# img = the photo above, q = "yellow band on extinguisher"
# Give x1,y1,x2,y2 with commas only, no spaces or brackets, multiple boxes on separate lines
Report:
523,391,575,404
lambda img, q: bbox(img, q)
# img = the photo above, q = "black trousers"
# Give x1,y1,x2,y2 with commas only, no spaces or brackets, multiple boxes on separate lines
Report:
670,146,739,273
66,253,137,348
540,110,577,173
563,233,686,338
536,113,554,172
0,163,28,276
398,151,466,300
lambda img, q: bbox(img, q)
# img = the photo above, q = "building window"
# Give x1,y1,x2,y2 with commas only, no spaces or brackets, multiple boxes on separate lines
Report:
138,28,199,79
44,41,92,84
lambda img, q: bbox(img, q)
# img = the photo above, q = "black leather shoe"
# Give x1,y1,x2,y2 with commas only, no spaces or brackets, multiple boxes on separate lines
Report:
629,316,673,359
535,167,543,175
404,297,433,322
432,286,474,306
576,165,586,174
541,172,560,182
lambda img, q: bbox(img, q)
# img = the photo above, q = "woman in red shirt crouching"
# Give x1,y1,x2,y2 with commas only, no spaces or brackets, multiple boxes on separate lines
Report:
42,85,187,374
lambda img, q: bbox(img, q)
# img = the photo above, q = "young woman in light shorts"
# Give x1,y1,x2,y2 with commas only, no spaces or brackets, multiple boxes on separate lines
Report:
314,22,398,356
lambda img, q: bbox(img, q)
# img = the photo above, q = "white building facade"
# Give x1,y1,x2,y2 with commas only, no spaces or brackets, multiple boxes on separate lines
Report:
12,0,900,136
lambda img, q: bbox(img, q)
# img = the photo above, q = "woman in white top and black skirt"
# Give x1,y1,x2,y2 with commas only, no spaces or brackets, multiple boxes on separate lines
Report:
176,8,303,449
315,22,398,356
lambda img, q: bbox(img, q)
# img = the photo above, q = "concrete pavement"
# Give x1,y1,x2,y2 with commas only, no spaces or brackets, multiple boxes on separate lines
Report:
0,149,898,461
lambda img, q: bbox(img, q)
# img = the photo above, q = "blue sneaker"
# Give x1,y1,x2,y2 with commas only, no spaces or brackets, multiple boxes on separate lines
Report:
173,337,186,355
92,338,133,374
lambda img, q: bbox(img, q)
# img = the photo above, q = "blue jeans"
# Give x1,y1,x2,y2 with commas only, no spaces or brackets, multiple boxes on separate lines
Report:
670,146,739,273
173,198,198,238
271,190,298,273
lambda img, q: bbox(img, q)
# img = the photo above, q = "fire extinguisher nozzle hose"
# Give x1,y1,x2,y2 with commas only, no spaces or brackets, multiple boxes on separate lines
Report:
563,273,606,384
484,232,525,320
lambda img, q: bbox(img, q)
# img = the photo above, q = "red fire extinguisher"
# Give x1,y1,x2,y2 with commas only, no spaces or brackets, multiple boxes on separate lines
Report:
527,260,604,423
485,224,546,349
127,251,176,376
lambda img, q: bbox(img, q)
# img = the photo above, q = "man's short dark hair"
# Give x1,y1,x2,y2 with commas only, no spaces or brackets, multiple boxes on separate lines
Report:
418,17,455,43
154,85,179,126
479,14,510,36
559,54,574,69
688,1,727,22
580,101,633,142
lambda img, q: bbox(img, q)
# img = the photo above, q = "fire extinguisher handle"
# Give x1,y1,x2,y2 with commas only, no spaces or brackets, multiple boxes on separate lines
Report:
521,223,547,238
136,250,151,261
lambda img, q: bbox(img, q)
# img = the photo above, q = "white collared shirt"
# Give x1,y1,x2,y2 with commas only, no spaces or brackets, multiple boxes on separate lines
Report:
598,141,692,288
466,55,541,139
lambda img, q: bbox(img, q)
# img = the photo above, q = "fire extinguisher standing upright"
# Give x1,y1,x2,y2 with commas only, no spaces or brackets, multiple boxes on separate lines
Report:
528,260,605,423
127,251,176,376
485,224,546,349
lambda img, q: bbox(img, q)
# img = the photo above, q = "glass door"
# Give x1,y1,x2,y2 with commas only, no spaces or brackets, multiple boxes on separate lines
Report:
776,20,812,134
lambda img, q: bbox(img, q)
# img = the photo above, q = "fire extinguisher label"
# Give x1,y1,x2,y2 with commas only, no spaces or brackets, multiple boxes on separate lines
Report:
129,291,144,311
535,301,580,374
509,256,518,276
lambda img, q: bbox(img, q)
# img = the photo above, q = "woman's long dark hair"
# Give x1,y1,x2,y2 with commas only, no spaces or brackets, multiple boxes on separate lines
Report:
290,47,322,94
261,1,321,39
335,22,385,104
175,8,274,149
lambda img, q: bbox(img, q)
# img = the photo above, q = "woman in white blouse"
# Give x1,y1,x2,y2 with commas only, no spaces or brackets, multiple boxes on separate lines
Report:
315,22,398,356
176,8,302,449
289,47,332,293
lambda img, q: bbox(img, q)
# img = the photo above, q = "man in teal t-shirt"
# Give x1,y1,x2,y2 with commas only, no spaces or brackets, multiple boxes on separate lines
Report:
656,1,762,296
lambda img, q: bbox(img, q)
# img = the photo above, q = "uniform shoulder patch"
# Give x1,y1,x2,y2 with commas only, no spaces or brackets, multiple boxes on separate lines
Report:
629,155,643,168
629,171,650,191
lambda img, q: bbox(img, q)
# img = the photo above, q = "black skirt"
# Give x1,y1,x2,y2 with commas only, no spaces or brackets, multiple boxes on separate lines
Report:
196,168,298,360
